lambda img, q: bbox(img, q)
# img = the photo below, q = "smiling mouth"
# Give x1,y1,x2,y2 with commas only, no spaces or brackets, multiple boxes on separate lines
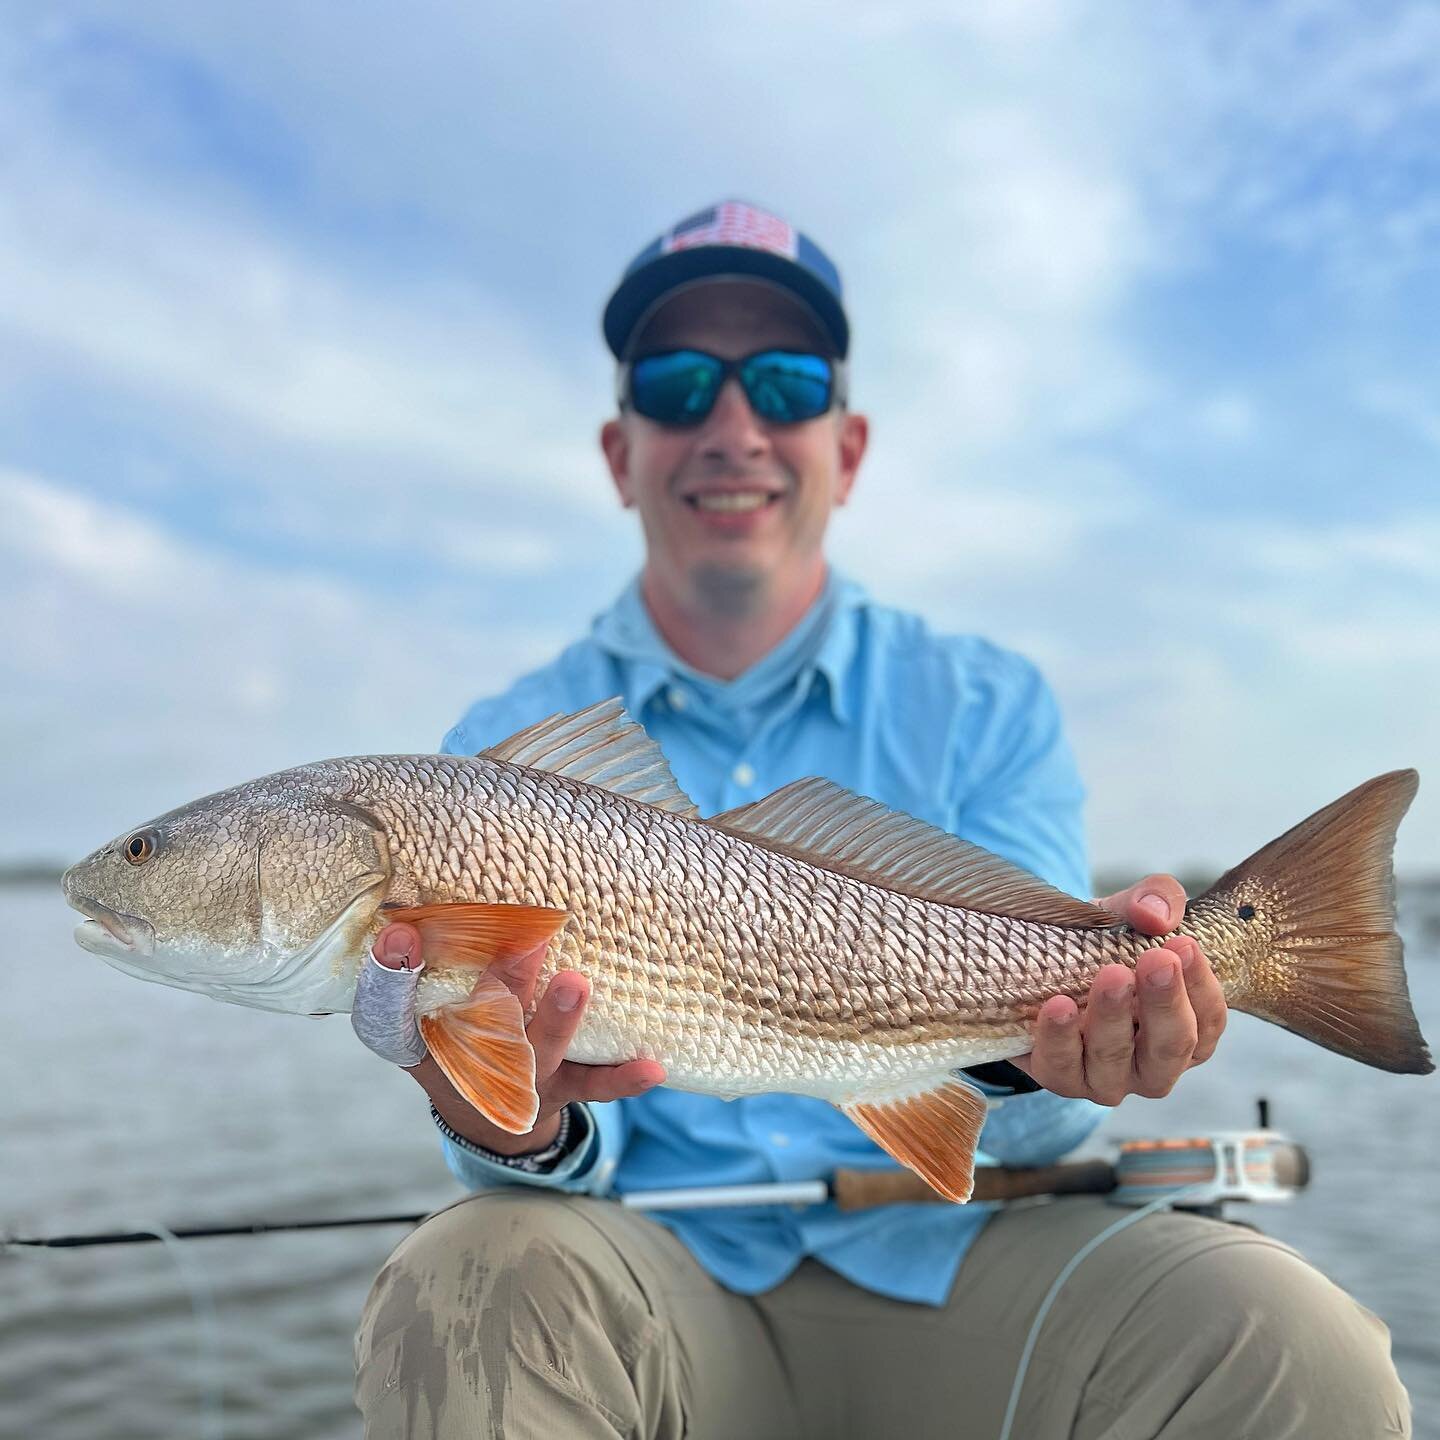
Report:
684,489,783,514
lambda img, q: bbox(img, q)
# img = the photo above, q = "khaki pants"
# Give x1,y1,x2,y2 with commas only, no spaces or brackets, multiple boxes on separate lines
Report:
355,1190,1410,1439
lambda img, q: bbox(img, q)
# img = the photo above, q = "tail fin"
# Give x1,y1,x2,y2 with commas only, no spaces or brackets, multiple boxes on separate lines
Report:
1207,770,1432,1075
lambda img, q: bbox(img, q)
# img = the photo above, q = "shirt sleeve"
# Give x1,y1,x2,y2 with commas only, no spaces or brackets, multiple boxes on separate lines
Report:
973,1091,1107,1166
438,1101,632,1195
950,652,1107,1160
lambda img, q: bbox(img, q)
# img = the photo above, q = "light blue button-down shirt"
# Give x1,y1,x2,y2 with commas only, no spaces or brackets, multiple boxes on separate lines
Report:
437,572,1105,1306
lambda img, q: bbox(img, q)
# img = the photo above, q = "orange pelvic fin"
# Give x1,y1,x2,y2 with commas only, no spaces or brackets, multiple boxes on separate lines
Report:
383,902,569,971
841,1076,990,1203
419,973,539,1133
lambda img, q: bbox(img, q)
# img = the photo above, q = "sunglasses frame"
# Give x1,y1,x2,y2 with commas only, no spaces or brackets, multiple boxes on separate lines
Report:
618,347,848,428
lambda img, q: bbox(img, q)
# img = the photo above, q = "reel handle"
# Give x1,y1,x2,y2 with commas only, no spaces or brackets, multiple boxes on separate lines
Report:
1269,1140,1310,1189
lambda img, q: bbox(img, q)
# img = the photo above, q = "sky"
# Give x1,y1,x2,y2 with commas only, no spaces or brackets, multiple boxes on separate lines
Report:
3,0,1438,879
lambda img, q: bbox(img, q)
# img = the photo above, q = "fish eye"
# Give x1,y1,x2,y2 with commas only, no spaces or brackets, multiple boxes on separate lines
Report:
123,830,157,866
1237,903,1255,921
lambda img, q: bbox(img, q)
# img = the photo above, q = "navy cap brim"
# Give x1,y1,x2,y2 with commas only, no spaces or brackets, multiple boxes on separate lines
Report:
603,246,850,359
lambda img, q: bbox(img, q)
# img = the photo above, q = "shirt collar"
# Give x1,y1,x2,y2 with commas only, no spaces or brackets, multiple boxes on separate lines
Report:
589,570,866,724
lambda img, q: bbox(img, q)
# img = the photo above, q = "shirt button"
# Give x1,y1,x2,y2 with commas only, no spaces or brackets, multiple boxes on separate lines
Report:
732,762,755,787
668,686,688,711
770,1132,789,1147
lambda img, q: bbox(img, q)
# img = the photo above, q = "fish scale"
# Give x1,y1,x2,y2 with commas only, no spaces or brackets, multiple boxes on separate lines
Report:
345,753,1149,1091
62,697,1431,1202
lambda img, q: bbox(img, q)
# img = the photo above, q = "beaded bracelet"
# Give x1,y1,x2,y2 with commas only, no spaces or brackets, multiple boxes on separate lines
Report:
430,1102,579,1174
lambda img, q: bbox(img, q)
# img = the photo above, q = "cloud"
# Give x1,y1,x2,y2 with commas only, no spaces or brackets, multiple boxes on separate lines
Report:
1193,394,1258,444
7,467,178,594
2,1,1438,883
1360,381,1440,453
2,467,567,856
1249,517,1440,583
0,169,607,506
1131,1,1440,287
945,106,1149,317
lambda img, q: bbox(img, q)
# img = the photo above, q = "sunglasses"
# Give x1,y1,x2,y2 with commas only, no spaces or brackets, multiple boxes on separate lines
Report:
621,349,843,428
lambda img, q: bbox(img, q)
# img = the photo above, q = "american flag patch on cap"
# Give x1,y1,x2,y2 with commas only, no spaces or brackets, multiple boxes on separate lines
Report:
662,201,798,260
603,198,847,358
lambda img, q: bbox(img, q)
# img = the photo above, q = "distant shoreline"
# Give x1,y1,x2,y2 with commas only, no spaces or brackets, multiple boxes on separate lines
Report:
0,865,68,888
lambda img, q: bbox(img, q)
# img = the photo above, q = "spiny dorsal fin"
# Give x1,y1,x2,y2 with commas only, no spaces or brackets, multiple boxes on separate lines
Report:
712,777,1114,928
482,697,699,817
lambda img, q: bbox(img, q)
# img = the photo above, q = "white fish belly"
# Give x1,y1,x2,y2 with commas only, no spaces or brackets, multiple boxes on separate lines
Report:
567,1005,1033,1102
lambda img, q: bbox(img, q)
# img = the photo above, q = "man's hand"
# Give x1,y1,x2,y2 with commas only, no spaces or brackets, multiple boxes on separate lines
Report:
1011,875,1227,1105
360,923,665,1156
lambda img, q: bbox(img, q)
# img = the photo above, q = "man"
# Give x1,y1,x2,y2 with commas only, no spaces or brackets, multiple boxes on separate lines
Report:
353,202,1409,1437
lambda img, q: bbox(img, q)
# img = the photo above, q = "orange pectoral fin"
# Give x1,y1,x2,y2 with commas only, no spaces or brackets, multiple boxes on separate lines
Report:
842,1077,990,1203
419,972,540,1134
384,902,569,971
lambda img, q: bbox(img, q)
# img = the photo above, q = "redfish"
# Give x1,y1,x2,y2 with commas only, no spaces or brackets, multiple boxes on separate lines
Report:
62,699,1432,1201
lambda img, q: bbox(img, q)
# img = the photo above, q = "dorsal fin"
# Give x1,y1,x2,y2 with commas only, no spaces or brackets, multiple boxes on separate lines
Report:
482,697,699,817
711,777,1114,928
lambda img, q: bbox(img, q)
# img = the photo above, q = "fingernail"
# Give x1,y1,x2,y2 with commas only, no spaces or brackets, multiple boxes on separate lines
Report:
1139,893,1171,925
1106,979,1133,1004
552,983,581,1013
1147,960,1176,990
1053,1007,1077,1026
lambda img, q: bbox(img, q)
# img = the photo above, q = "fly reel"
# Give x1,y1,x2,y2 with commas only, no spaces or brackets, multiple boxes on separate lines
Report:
1109,1130,1309,1211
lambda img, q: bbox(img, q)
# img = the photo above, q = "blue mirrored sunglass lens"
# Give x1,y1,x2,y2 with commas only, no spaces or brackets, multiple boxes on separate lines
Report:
739,352,833,423
629,351,723,423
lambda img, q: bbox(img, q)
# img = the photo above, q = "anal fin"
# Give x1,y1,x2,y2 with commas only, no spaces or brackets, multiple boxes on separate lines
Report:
419,973,539,1133
842,1076,990,1203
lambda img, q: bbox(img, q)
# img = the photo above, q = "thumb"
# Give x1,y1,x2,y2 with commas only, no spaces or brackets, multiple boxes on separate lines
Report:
373,922,423,971
1100,874,1187,935
353,952,428,1067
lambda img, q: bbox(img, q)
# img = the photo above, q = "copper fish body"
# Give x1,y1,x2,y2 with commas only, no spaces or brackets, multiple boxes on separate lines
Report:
63,700,1433,1202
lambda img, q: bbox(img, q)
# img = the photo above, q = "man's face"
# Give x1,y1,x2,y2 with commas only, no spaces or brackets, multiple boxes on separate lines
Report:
600,280,868,608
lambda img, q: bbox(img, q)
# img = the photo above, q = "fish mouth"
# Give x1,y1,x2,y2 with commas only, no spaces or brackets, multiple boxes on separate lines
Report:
69,898,156,959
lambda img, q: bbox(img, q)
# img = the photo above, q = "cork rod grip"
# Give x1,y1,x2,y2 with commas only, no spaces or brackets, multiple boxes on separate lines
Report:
833,1158,1118,1211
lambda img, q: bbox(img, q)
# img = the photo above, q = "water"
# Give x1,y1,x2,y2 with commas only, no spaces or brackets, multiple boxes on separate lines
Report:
3,885,1437,1438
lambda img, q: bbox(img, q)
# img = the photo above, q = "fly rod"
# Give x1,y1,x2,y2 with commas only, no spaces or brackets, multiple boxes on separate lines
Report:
5,1137,1307,1250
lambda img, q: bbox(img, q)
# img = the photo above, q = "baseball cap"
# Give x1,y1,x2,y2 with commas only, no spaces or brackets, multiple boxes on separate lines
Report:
602,200,849,360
